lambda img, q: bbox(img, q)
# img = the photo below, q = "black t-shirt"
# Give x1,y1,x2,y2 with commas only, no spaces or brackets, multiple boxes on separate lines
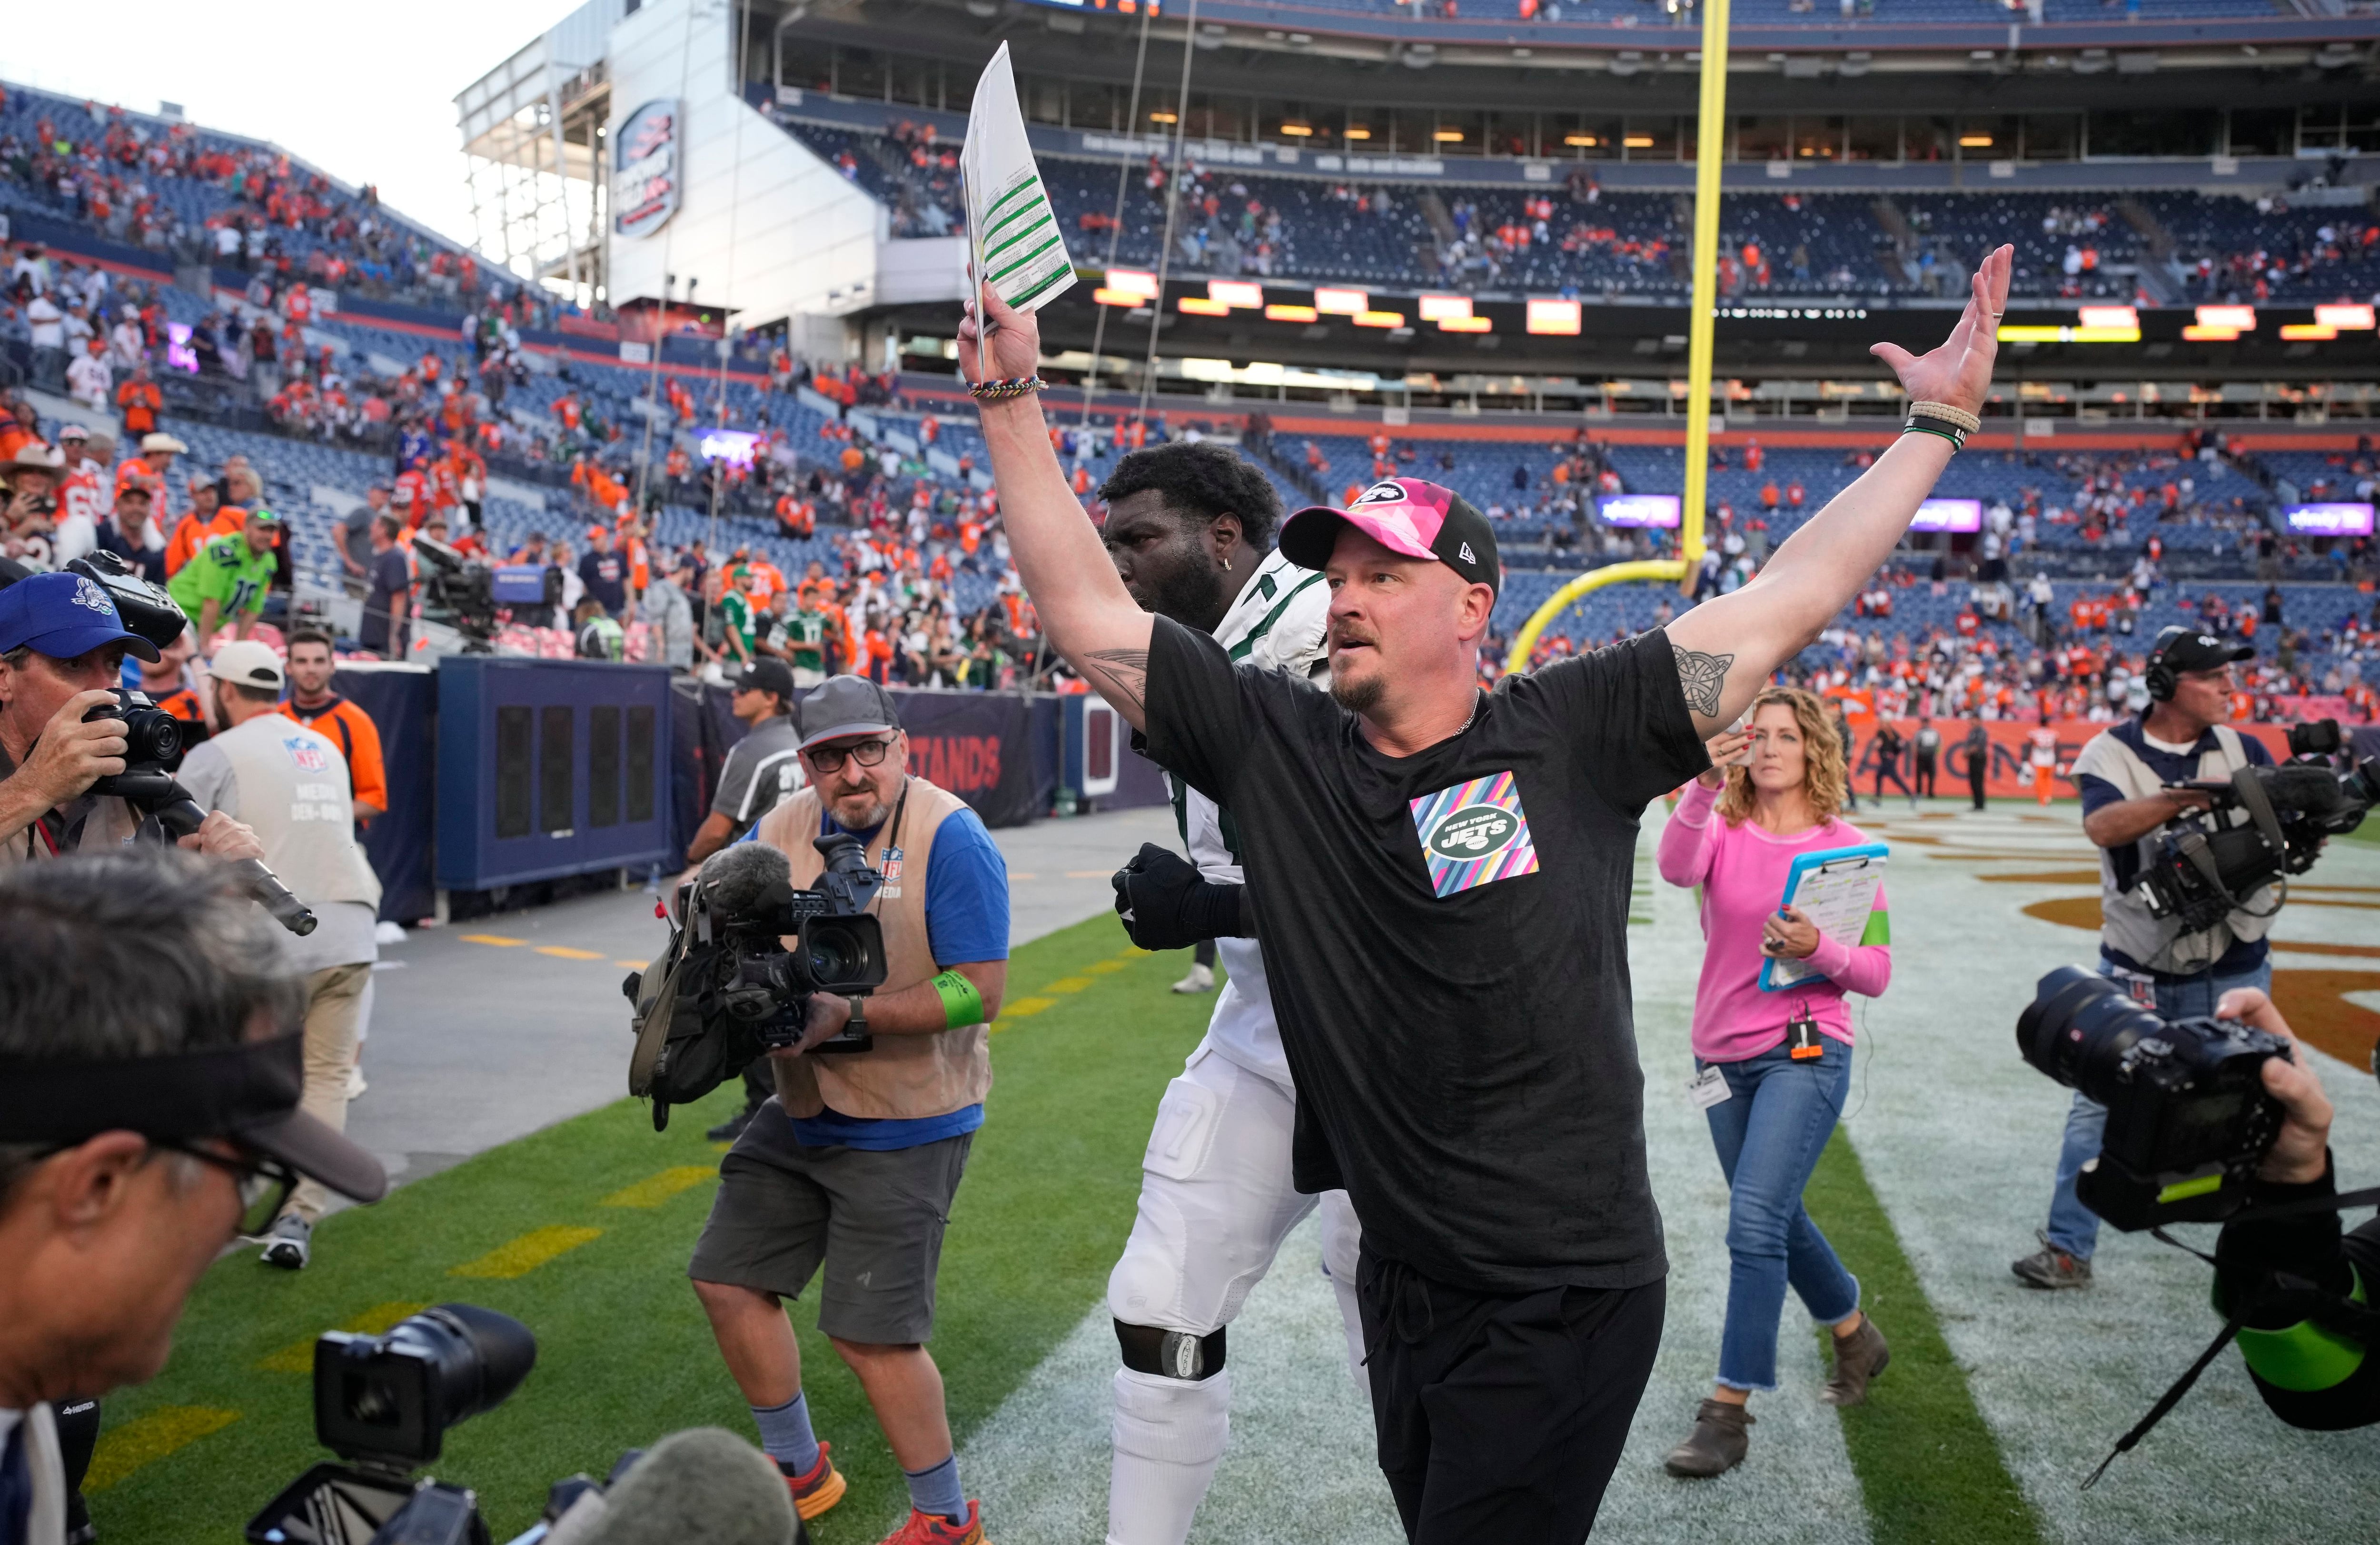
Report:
1143,617,1708,1292
579,550,627,614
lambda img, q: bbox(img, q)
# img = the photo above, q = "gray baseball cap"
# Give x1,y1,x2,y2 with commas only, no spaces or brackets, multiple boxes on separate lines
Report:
795,674,902,750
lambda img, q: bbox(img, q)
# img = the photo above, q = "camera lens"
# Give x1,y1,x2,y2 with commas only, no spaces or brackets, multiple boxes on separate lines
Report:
2015,965,2168,1105
804,924,864,983
121,705,182,765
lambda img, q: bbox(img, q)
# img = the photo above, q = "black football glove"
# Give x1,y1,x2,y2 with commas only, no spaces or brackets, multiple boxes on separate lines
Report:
1111,842,1253,952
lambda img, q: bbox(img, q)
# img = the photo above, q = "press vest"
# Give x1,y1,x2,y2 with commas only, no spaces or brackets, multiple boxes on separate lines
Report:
755,776,988,1121
2070,721,2275,975
208,715,383,911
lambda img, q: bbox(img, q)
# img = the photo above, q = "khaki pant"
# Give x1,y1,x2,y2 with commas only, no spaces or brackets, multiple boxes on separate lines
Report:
288,961,371,1223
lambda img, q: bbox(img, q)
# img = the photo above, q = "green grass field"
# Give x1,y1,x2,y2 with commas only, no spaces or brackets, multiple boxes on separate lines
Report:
87,918,1215,1543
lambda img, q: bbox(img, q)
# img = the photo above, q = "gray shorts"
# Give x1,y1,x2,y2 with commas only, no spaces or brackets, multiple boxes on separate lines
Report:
687,1096,973,1345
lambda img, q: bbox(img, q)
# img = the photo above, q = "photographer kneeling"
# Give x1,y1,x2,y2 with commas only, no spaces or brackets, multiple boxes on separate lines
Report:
0,571,260,869
687,675,1009,1545
2013,626,2277,1292
0,852,387,1545
2203,988,2380,1430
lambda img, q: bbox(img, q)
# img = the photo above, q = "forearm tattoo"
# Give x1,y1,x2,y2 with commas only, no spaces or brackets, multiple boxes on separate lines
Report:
1673,644,1734,720
1081,648,1150,711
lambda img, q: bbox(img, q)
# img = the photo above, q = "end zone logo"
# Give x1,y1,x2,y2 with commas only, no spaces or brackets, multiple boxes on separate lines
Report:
1427,804,1518,861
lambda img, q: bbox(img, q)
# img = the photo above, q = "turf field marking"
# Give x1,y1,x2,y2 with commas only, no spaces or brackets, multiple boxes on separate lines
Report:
256,1301,429,1373
1043,976,1095,993
994,996,1057,1024
83,1406,240,1492
1064,870,1112,879
536,945,608,961
1083,959,1129,975
615,958,645,968
449,1225,604,1280
601,1165,718,1208
1804,1132,2044,1545
459,933,526,946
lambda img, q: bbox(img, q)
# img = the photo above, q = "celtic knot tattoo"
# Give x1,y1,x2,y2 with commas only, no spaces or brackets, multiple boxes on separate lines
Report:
1672,644,1734,720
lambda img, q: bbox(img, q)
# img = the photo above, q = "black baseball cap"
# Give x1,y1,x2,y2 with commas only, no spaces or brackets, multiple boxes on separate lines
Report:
796,673,902,750
734,657,797,704
2149,625,2253,675
1276,477,1500,595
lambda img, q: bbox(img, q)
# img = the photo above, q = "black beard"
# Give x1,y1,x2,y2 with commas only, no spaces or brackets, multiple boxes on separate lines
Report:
1132,560,1232,635
1330,672,1386,716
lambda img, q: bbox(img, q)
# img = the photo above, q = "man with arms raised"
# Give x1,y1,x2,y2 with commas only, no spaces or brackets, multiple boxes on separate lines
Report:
962,246,2012,1541
1093,441,1368,1545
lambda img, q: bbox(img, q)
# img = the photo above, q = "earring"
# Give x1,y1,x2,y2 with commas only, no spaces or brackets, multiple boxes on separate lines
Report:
1222,555,1232,572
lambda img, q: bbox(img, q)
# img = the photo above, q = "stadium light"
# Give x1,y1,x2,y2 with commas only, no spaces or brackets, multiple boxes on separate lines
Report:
2078,306,2138,330
1354,309,1407,328
1093,288,1147,307
1527,298,1583,336
1434,129,1465,142
2181,325,2242,342
1623,134,1655,149
1958,135,1994,148
1566,134,1600,147
1315,286,1369,315
2279,324,2339,341
2315,304,2376,330
2196,304,2257,331
1149,110,1177,124
1208,279,1264,309
1104,268,1160,299
1264,303,1320,322
1417,294,1473,322
1438,316,1493,333
1177,296,1230,316
1344,128,1373,140
1280,123,1314,137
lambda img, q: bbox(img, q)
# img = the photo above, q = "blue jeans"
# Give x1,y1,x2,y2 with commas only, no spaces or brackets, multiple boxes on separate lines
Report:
1702,1037,1861,1391
2042,956,2274,1259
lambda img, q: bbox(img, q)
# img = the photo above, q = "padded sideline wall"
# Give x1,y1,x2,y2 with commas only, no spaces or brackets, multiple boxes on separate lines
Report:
604,0,881,341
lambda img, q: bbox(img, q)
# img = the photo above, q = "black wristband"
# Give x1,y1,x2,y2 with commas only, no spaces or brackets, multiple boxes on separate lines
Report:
1181,878,1252,941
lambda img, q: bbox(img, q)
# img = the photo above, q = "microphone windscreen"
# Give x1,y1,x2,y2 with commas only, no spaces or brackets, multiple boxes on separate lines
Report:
2262,764,2347,818
699,841,792,922
577,1427,797,1545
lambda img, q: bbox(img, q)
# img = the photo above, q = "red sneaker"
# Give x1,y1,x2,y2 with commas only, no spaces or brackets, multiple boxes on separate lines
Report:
781,1440,847,1521
874,1498,986,1545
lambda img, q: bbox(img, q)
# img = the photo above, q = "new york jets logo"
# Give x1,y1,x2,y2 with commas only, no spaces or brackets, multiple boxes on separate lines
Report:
1354,480,1408,506
1427,804,1519,860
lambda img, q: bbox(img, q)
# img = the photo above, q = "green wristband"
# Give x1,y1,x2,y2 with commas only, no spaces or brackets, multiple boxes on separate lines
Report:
933,969,986,1029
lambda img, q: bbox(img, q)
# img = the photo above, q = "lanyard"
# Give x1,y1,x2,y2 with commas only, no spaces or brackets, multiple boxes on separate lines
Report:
822,776,909,918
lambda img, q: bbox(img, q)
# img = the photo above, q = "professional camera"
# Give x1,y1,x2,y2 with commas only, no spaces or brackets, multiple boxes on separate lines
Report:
2130,720,2377,936
625,834,890,1129
246,1304,536,1545
74,685,317,936
2017,965,2291,1230
67,552,188,653
408,535,500,652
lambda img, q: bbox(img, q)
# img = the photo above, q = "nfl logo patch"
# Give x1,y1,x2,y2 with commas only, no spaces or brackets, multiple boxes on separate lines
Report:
880,846,904,882
283,737,329,774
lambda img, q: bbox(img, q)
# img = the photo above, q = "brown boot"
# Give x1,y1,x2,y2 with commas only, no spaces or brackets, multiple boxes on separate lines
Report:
1823,1316,1891,1407
1662,1398,1753,1478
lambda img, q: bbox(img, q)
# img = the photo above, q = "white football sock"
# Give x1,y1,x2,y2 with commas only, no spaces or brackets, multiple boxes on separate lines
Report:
1107,1365,1231,1545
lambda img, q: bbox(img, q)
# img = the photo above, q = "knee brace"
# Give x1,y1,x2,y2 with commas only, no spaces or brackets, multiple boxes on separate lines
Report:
1115,1319,1228,1381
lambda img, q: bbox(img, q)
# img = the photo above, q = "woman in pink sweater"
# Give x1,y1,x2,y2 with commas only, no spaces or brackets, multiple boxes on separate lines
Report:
1654,685,1894,1480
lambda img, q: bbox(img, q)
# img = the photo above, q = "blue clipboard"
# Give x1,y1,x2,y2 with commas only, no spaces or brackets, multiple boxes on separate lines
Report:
1758,842,1889,992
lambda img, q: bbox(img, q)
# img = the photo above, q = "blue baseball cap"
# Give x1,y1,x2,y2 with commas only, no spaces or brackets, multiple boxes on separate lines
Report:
0,572,162,663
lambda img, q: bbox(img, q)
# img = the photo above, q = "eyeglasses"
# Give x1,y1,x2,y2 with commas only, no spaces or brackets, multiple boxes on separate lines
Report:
163,1141,299,1238
805,736,896,774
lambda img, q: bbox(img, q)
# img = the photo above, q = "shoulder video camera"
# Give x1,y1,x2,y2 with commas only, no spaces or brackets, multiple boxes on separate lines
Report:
2018,965,2290,1230
625,834,890,1129
2130,720,2376,937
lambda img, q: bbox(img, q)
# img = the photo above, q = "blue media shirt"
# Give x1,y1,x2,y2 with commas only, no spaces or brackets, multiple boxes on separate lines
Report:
2076,717,2273,978
737,794,1009,1149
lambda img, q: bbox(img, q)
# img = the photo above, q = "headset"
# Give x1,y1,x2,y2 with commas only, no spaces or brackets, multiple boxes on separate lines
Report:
2142,625,2192,703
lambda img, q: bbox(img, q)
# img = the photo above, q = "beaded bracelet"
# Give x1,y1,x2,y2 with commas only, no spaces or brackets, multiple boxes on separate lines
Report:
969,375,1048,403
1909,399,1983,434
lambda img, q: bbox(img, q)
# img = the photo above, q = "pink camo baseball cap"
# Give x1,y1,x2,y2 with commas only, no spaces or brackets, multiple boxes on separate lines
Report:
1276,477,1500,594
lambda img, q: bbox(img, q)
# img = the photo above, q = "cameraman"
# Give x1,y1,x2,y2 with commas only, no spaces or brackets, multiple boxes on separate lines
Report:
2207,988,2380,1430
688,675,1009,1545
0,852,388,1545
2013,625,2276,1291
0,572,259,868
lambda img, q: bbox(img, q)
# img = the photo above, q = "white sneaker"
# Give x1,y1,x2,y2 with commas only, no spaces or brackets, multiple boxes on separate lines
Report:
261,1214,313,1270
346,1065,367,1101
1171,962,1215,994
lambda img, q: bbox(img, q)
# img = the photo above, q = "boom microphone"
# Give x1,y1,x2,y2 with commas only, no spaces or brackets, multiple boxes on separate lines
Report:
697,841,793,922
556,1428,799,1545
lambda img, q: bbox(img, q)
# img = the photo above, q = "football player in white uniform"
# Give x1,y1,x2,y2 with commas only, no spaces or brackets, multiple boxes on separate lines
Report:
1095,444,1368,1545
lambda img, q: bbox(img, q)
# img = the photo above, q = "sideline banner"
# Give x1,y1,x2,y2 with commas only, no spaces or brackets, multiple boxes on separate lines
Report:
1847,719,2302,801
